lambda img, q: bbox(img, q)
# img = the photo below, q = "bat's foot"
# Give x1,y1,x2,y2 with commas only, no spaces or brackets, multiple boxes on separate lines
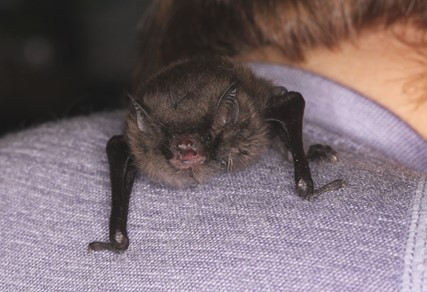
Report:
297,178,346,200
88,230,129,253
88,241,119,252
311,179,346,200
305,144,346,199
307,144,338,162
270,86,288,97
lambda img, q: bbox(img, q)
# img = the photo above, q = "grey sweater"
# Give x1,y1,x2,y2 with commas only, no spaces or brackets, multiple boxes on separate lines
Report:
1,63,426,291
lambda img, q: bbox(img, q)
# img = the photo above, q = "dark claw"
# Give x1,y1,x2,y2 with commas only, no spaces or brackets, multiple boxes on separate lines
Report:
270,86,288,97
307,144,338,162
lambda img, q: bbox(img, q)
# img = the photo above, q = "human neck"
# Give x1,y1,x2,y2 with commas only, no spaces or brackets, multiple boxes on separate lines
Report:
239,25,427,140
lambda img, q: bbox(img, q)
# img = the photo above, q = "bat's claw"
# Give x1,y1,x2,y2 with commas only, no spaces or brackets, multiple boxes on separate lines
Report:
307,144,338,162
270,86,288,97
296,178,346,200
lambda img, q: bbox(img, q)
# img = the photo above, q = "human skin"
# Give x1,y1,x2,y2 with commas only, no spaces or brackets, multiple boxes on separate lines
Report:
238,24,427,140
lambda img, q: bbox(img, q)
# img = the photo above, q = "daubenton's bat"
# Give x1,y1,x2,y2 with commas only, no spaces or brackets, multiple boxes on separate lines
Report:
88,57,345,252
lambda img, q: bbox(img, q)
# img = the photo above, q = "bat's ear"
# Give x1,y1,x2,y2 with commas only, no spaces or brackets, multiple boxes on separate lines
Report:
214,81,240,129
129,95,150,132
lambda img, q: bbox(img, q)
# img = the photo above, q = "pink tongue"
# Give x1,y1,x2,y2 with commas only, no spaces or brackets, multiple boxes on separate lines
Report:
181,149,198,161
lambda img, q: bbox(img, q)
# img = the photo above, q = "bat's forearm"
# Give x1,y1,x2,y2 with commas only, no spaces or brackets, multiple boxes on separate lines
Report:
89,135,136,252
265,88,314,197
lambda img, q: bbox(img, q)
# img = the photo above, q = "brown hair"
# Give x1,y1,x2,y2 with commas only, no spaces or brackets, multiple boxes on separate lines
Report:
135,0,427,82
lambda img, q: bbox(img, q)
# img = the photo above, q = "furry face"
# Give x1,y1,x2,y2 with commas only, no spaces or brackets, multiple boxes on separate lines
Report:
125,58,271,188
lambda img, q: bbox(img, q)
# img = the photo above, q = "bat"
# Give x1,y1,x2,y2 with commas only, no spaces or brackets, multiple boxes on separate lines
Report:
88,57,345,252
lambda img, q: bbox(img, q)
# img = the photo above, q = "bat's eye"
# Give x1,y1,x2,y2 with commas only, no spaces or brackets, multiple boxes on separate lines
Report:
240,149,249,155
204,133,213,143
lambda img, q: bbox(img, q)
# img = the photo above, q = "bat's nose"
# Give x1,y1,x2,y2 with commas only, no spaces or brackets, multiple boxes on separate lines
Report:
176,138,196,152
172,137,206,168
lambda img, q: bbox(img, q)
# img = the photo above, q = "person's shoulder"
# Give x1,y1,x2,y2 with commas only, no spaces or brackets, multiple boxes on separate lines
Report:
1,108,426,291
0,110,126,186
0,110,126,153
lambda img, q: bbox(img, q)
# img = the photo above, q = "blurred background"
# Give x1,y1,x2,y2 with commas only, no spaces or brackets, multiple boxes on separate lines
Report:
0,0,150,136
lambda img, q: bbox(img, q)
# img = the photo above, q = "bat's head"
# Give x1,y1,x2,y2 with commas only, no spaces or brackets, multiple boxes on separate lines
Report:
125,58,270,188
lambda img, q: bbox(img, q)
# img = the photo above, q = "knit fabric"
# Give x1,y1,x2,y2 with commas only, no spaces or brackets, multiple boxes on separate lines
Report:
1,64,426,291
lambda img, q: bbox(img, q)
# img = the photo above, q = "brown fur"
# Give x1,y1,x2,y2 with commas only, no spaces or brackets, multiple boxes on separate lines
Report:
126,57,272,188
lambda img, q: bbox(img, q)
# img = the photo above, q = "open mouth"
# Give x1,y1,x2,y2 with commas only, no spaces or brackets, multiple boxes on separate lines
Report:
169,154,206,170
